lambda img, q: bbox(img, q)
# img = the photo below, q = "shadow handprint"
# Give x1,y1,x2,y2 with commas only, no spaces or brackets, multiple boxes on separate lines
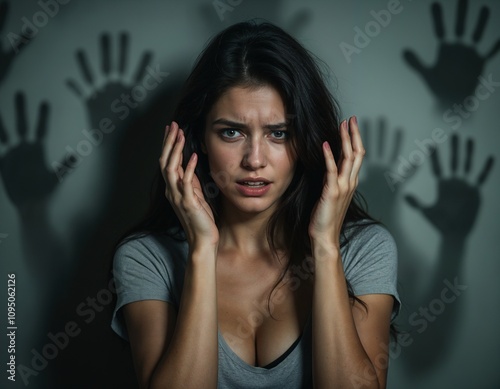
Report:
405,134,494,238
0,93,61,210
66,32,156,132
403,0,500,107
358,118,405,223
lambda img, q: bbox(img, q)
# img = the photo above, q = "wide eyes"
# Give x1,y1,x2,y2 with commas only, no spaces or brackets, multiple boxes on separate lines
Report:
220,129,242,139
219,129,288,141
271,130,287,140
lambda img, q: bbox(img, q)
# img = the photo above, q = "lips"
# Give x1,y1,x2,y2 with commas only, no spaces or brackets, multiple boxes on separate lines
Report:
236,177,271,185
235,177,272,196
239,181,267,186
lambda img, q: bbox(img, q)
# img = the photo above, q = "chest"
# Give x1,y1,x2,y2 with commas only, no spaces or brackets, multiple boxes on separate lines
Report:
216,259,312,367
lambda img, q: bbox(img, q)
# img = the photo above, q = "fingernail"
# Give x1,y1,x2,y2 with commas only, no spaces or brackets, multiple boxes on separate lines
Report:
165,125,170,132
352,116,357,125
323,141,331,151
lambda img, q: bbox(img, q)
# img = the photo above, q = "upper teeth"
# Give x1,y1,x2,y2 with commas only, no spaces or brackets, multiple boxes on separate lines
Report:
244,182,265,186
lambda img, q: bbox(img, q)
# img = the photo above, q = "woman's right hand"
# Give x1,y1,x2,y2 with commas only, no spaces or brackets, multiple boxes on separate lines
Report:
159,121,219,249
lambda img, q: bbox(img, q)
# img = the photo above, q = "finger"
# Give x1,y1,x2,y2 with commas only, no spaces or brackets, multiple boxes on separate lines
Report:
100,33,111,76
349,116,365,181
66,79,84,98
403,50,429,79
338,120,353,180
377,117,386,159
118,32,129,75
76,50,94,86
431,2,445,40
323,141,338,179
15,92,28,141
0,114,8,144
450,134,458,175
404,194,425,211
485,40,500,61
159,122,179,171
477,156,494,186
464,138,473,174
177,129,185,180
430,146,442,178
455,0,467,38
163,122,184,176
35,101,49,141
182,153,199,202
167,129,186,193
0,2,8,33
13,32,32,54
390,128,403,164
472,6,489,43
133,51,153,84
360,118,370,161
162,124,170,146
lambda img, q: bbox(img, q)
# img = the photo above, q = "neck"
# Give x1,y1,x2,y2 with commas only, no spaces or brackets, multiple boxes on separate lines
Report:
218,205,283,260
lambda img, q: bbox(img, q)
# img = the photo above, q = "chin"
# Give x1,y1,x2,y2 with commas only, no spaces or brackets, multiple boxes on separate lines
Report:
224,197,278,216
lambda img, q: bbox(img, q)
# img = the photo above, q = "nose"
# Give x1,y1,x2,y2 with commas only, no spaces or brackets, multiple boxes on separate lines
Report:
242,137,267,170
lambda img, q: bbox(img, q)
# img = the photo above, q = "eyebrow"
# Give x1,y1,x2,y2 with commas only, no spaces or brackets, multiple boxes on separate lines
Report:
212,118,288,130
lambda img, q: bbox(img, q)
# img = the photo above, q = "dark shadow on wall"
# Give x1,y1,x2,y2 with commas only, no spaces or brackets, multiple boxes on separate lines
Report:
41,35,187,387
403,0,500,110
0,26,185,387
359,118,494,377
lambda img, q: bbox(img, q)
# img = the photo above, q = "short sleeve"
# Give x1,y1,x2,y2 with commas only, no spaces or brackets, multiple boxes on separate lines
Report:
111,234,188,340
341,223,401,321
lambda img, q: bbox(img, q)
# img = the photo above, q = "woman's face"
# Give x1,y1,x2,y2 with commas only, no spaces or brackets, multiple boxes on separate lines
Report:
204,85,296,217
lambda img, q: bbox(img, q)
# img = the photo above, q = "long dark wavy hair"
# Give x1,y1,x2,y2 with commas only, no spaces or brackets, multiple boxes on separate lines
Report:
120,20,393,329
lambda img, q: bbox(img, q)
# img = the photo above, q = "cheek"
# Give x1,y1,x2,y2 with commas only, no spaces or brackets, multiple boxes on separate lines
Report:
276,152,296,180
207,149,237,189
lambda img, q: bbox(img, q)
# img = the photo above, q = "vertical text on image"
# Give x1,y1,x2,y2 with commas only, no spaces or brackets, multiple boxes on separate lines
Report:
7,273,17,382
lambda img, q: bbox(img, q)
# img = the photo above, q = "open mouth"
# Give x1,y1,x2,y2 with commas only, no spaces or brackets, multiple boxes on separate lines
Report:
235,179,272,196
239,181,267,187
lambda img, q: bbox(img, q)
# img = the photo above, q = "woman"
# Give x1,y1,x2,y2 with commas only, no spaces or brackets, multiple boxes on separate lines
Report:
111,21,400,388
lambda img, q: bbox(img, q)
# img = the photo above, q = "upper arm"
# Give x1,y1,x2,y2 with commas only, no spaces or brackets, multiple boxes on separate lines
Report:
352,294,395,389
123,300,178,389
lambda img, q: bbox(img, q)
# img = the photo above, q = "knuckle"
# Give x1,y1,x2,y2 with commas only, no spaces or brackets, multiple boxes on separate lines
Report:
165,165,176,174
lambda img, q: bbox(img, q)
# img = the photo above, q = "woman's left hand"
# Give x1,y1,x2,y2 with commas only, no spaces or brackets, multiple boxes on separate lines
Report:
308,116,365,252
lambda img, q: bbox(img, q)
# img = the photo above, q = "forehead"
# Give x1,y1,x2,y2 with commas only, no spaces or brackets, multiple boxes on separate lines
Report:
208,85,286,123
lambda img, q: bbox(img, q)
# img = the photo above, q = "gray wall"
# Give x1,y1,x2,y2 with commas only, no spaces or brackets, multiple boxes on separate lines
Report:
1,0,499,388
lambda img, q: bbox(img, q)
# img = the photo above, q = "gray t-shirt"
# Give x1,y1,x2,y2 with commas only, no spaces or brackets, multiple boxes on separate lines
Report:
111,223,400,388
